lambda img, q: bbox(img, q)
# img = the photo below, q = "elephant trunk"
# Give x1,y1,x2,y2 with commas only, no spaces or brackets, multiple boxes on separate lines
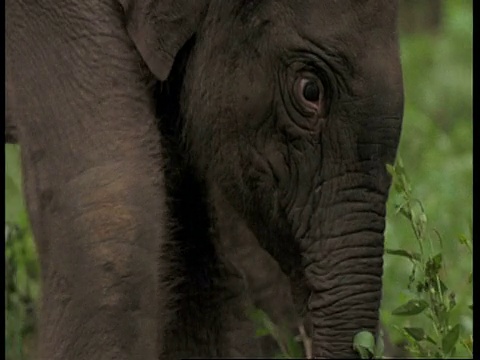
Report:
301,171,388,358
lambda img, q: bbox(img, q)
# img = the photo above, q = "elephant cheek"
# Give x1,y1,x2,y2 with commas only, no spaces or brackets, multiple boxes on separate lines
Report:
299,174,388,358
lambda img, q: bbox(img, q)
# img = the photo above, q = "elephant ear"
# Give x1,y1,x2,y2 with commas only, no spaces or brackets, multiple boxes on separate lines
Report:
119,0,208,81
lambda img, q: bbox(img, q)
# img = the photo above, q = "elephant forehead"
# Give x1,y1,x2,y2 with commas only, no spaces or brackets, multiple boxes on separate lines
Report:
289,1,403,116
292,0,399,38
184,42,273,129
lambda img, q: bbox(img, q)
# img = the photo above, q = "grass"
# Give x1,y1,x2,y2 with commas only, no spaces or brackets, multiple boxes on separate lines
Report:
4,1,472,358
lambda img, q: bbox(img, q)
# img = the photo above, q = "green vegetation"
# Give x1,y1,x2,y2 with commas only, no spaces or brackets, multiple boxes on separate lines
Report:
5,148,39,360
381,1,472,357
382,160,472,358
353,159,472,359
5,1,472,358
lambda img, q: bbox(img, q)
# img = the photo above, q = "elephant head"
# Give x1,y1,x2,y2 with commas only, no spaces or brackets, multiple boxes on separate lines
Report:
181,1,404,357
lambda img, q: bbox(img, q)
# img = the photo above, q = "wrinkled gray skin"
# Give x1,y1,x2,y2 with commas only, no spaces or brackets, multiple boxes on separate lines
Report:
227,232,408,358
6,0,404,359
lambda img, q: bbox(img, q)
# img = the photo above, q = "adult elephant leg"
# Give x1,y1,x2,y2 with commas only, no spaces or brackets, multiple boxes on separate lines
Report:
6,2,175,359
20,157,167,360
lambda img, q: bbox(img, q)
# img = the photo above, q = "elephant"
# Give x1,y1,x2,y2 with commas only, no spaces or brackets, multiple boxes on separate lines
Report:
6,0,404,359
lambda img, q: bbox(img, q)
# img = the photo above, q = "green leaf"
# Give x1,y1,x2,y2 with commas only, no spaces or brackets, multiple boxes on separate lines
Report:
353,331,375,359
255,327,271,337
386,163,396,177
448,292,457,310
392,299,429,316
246,307,267,323
433,279,448,295
458,234,467,245
457,234,472,254
468,272,472,284
432,253,442,267
374,329,385,358
462,335,473,354
385,248,421,262
285,333,303,358
403,327,436,344
403,327,425,341
247,308,276,338
436,304,449,327
442,324,460,355
425,253,443,279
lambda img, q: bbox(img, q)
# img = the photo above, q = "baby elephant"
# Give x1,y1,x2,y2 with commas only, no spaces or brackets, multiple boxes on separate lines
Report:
7,0,404,358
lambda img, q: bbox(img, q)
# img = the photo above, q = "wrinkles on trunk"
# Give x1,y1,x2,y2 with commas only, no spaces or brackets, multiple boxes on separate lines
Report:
301,177,387,358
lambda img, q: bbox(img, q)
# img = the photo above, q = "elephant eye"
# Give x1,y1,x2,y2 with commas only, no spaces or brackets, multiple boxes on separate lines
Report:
302,80,320,102
294,76,324,115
